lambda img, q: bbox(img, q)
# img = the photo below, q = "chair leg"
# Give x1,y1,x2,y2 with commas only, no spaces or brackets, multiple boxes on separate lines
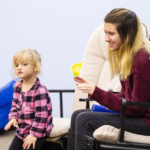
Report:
67,129,75,150
62,134,68,150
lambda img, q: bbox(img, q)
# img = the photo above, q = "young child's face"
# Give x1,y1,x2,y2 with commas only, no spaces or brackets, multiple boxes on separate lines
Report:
14,61,36,80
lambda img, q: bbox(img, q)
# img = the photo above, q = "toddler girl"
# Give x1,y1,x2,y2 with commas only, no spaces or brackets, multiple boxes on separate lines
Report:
4,49,53,150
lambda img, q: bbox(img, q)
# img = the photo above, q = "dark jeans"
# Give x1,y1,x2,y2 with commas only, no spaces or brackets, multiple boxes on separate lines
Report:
70,109,150,137
9,135,46,150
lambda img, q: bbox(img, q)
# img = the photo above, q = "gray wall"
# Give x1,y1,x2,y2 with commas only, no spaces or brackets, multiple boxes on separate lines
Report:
0,0,150,117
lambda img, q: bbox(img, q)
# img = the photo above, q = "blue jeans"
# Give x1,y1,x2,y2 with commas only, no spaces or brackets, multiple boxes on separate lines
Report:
70,109,150,137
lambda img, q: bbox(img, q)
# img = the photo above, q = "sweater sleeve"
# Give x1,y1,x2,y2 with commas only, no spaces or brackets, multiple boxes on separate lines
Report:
89,86,123,113
89,49,150,117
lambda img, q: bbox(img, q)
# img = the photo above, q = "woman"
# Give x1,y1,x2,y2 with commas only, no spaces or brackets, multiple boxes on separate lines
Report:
67,8,150,150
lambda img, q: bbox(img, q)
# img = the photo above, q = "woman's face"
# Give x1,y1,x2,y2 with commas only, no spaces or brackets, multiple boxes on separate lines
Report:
104,22,122,51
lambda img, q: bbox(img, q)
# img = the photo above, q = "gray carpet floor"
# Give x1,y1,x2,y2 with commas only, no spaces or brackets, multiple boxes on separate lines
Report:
0,128,15,150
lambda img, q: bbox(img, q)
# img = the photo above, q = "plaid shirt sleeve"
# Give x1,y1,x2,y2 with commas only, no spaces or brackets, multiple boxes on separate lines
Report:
9,84,19,120
30,85,52,138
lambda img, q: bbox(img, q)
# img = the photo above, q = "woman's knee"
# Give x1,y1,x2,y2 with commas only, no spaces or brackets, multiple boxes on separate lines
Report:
75,112,120,135
75,111,95,136
70,109,89,130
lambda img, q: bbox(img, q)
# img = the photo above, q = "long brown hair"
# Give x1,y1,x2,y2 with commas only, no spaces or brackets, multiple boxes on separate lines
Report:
105,8,150,80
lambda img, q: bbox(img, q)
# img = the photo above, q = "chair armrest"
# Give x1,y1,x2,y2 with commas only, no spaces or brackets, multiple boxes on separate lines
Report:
119,98,150,142
48,89,75,118
79,98,93,102
126,100,150,107
79,98,93,109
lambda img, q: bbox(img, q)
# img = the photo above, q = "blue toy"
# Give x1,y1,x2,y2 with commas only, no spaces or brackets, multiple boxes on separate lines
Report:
0,80,16,129
91,104,117,113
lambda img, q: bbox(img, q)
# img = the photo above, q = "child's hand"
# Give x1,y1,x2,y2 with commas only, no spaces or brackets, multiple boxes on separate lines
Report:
4,118,17,130
74,76,95,95
23,135,37,149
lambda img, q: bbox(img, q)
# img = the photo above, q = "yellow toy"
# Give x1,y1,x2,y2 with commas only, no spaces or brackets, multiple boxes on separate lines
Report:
71,62,82,76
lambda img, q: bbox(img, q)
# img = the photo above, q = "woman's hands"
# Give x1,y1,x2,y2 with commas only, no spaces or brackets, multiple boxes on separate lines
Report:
4,118,17,130
23,135,37,149
74,76,95,95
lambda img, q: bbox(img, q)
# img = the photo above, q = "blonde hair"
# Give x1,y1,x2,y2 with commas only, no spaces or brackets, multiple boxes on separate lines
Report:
105,8,150,80
12,49,41,78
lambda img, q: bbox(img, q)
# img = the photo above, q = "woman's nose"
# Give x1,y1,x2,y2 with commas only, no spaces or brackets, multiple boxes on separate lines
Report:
105,34,110,42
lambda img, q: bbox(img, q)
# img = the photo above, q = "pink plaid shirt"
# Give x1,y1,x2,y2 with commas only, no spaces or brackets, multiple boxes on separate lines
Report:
9,78,53,139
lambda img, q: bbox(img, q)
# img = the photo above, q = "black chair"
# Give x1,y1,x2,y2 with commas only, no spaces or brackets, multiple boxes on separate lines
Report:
47,89,150,150
81,98,150,150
